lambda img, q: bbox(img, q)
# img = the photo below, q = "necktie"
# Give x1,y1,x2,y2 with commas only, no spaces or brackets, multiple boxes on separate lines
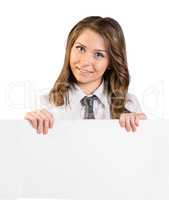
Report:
80,95,98,119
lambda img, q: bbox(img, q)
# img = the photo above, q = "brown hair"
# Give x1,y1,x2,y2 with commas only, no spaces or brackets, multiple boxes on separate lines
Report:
49,16,130,119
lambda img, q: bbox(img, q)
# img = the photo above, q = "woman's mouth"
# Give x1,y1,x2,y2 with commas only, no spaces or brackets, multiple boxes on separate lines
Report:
77,67,93,74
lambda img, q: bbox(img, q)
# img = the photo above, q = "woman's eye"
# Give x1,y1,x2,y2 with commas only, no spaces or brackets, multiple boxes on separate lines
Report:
76,46,85,53
95,52,104,59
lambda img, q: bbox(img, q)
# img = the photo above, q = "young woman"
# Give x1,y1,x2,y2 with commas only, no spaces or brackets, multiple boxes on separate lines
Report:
24,16,147,134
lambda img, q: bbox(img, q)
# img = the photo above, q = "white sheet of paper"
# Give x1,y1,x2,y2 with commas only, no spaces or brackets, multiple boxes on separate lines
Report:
0,120,169,200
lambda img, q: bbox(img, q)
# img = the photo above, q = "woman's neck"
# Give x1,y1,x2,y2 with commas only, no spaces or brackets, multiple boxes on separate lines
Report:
78,79,102,95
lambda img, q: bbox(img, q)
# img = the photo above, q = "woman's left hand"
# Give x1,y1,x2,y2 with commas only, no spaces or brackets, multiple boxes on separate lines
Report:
119,112,147,132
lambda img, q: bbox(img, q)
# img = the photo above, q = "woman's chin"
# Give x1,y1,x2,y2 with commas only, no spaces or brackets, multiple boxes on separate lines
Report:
75,75,91,83
77,79,91,84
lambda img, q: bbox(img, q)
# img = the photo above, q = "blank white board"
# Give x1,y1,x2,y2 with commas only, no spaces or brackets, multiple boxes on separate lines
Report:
0,120,169,200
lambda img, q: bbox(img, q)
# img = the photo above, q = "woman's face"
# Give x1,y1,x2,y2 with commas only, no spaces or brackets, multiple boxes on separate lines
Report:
70,29,109,87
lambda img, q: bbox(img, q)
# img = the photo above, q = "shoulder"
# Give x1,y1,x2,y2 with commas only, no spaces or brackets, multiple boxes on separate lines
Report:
125,93,142,113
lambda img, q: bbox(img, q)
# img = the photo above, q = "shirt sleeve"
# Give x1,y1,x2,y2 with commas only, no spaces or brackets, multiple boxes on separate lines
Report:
125,93,142,113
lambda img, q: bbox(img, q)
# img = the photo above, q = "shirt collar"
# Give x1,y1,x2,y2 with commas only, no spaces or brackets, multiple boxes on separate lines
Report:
69,81,109,107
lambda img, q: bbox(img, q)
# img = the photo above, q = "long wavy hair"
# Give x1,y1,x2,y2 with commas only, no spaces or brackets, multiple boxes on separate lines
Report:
49,16,130,119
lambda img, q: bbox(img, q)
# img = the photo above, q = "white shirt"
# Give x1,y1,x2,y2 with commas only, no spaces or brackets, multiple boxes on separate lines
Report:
40,82,142,120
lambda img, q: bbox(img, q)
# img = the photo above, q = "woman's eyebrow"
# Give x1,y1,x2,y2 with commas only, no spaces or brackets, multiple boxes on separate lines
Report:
75,42,107,52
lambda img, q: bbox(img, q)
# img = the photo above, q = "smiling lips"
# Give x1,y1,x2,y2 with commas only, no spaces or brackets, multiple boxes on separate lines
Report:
77,67,93,74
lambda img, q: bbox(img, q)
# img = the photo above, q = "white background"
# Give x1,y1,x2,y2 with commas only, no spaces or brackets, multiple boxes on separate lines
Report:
0,0,169,119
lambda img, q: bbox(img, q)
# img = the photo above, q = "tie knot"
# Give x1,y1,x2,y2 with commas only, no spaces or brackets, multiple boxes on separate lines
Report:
80,95,98,107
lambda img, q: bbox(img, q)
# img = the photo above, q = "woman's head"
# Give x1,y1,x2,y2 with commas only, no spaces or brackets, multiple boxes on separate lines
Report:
70,28,109,90
49,16,130,118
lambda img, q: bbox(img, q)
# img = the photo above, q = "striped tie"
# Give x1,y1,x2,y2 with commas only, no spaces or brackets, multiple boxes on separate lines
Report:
80,95,98,119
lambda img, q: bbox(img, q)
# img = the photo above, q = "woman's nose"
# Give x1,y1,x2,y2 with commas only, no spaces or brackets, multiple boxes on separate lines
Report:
80,52,94,66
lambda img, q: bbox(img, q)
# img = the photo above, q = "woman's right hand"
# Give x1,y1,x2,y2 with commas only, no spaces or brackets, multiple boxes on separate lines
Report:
24,108,54,135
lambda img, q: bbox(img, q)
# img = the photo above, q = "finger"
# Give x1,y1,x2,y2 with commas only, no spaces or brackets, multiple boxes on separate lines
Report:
125,114,131,132
119,113,126,128
33,112,45,134
135,115,140,126
36,110,49,134
31,111,43,133
37,110,52,134
43,118,50,135
35,110,50,134
130,115,137,132
40,109,54,128
24,113,38,129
